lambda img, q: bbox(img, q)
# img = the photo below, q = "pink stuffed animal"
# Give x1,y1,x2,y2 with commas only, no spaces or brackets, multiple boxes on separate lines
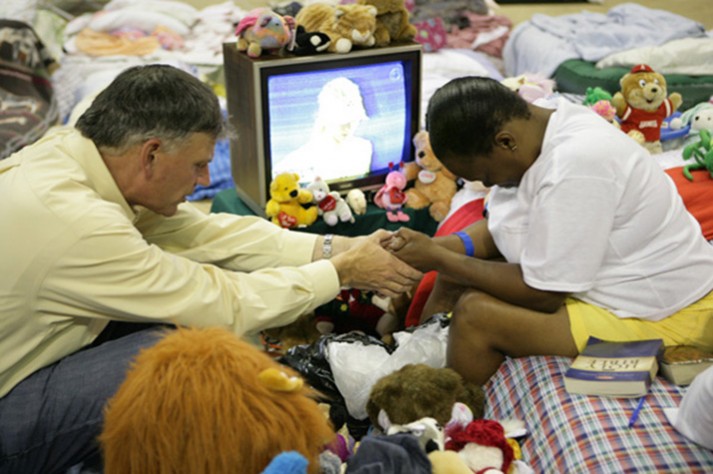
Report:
374,164,409,222
501,73,555,103
235,8,295,58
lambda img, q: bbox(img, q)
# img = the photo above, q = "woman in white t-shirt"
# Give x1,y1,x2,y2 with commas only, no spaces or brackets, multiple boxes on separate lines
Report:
388,76,713,385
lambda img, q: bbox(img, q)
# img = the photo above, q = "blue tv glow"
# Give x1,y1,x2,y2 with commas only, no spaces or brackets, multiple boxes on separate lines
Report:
267,61,411,183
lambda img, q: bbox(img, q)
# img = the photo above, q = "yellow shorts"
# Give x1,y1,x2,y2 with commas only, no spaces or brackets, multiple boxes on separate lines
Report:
567,290,713,352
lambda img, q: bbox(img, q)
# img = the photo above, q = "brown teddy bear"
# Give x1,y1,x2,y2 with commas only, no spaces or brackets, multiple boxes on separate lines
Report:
403,130,458,222
612,63,682,154
296,3,378,54
357,0,417,47
366,363,485,431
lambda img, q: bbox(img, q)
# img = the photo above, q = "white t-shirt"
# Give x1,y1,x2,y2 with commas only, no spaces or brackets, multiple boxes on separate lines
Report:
488,99,713,320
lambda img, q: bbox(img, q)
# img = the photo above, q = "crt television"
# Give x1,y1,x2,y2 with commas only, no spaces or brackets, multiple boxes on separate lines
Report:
223,41,422,216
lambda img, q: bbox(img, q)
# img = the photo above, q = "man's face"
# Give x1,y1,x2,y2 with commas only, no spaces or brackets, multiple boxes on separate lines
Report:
142,132,215,216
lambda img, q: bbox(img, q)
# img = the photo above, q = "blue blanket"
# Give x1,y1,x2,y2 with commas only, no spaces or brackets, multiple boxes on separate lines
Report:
503,3,705,77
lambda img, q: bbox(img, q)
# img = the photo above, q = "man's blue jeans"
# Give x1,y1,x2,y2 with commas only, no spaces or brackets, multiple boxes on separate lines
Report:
0,325,165,474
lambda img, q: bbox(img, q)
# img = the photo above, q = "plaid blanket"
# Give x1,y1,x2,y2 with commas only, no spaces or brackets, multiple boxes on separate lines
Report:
485,356,713,473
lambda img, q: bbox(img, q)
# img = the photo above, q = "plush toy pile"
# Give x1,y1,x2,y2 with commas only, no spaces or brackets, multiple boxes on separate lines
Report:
357,0,417,47
295,3,378,54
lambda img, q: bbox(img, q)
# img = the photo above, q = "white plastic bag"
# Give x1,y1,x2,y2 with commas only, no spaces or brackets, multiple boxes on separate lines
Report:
327,322,449,420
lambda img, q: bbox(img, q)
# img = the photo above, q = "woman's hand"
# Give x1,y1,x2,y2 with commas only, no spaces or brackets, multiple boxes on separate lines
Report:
330,230,423,298
387,227,446,272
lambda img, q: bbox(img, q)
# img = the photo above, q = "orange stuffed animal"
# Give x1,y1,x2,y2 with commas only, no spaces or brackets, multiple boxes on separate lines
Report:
403,130,458,222
100,327,335,474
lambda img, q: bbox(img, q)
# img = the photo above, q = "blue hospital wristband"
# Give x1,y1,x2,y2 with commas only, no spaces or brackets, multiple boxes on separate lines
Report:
454,231,475,257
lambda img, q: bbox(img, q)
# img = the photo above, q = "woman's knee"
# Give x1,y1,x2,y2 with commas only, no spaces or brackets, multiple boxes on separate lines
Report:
451,289,496,331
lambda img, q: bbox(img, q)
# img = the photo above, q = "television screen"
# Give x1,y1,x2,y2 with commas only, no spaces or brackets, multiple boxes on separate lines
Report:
223,42,422,216
268,61,411,185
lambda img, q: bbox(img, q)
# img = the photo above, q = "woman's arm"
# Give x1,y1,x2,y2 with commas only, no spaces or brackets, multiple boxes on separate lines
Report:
391,226,567,313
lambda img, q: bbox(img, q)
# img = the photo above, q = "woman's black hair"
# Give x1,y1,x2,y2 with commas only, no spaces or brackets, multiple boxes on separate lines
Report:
426,76,531,161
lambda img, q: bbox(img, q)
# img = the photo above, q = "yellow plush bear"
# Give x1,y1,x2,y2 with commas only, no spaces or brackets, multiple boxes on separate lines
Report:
295,3,377,54
265,172,318,229
611,64,682,154
357,0,417,47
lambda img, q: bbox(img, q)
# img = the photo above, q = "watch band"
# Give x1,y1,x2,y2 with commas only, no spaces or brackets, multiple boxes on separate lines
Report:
322,234,334,259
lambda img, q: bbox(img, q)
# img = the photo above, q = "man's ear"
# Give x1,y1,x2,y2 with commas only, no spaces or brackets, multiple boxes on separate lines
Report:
138,138,162,177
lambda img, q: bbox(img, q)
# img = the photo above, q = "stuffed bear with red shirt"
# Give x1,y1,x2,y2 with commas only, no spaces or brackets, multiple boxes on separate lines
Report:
612,64,682,154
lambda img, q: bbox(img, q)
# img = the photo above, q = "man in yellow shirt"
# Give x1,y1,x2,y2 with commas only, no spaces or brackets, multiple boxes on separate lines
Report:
0,64,422,473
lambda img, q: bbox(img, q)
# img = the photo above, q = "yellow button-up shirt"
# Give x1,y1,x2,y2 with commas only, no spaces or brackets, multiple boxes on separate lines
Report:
0,128,340,397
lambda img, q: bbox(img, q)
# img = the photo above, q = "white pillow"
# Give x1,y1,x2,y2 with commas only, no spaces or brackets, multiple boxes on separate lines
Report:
3,0,40,24
667,365,713,451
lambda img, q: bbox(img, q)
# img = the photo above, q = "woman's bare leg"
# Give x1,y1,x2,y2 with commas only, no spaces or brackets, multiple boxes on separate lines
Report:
447,289,578,385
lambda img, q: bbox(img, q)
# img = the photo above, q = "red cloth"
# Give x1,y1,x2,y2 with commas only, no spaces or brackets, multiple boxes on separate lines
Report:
665,166,713,240
619,98,673,142
404,198,485,327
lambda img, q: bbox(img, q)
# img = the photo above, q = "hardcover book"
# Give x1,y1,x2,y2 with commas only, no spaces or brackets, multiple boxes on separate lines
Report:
659,345,713,386
564,337,663,398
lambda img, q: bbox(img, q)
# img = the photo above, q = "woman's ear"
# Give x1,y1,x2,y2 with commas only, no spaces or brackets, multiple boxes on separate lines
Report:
494,131,517,152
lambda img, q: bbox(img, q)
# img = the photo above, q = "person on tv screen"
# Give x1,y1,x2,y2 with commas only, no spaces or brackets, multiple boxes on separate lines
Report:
274,77,374,183
387,76,713,386
0,64,422,473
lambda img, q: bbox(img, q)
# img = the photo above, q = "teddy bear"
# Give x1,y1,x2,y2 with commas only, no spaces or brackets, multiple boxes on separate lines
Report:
235,8,295,58
295,3,378,54
100,327,335,474
265,172,319,229
403,130,458,222
345,188,368,216
611,63,683,154
366,363,485,431
306,176,355,226
356,0,417,47
374,164,410,222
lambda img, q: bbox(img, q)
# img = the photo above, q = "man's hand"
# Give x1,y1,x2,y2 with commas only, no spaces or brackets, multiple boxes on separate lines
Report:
330,230,423,298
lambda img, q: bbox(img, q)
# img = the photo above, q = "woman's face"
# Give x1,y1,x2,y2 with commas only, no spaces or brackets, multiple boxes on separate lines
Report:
325,121,358,142
443,147,528,189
